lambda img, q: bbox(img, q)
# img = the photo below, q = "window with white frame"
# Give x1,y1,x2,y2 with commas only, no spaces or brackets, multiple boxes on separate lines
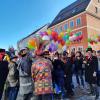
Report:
76,18,81,26
70,21,74,28
64,23,68,30
55,28,58,33
59,26,63,33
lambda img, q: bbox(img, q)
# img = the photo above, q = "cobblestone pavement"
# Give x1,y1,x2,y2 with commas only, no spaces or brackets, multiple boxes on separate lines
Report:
31,86,100,100
54,86,100,100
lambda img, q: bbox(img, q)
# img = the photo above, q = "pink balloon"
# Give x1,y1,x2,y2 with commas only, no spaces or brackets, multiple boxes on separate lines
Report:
75,36,80,41
79,35,83,40
43,32,48,36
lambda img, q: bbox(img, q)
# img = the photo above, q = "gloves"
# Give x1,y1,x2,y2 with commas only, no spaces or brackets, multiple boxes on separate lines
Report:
93,72,96,77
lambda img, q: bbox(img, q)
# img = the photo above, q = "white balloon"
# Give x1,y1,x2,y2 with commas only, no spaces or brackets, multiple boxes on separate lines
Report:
72,35,77,41
69,37,73,41
42,35,50,41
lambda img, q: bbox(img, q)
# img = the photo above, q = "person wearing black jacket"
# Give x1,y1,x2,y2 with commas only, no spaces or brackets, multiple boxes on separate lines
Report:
83,48,99,99
0,49,9,100
61,51,74,98
74,51,84,88
53,56,65,99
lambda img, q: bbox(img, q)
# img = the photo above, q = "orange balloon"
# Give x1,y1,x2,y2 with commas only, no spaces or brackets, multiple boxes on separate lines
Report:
28,39,36,47
58,35,62,41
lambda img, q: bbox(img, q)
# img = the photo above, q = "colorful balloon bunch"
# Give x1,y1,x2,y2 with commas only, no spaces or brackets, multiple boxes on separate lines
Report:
27,28,83,51
88,34,100,45
69,32,83,42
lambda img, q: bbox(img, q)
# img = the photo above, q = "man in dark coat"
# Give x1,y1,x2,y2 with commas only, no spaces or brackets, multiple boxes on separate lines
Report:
0,49,9,100
97,50,100,86
74,51,84,87
53,56,65,99
61,51,74,98
84,48,99,99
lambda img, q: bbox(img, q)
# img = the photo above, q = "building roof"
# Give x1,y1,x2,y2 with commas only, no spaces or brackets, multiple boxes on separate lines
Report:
18,24,48,43
17,24,50,50
49,0,90,28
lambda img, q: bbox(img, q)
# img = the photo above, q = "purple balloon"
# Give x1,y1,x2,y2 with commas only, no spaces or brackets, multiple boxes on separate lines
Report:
49,43,57,52
49,36,53,40
39,32,44,37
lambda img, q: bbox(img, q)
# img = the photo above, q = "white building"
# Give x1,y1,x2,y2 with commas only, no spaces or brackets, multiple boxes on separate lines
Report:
17,24,49,50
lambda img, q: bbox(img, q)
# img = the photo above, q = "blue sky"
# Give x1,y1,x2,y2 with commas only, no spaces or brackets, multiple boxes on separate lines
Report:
0,0,75,50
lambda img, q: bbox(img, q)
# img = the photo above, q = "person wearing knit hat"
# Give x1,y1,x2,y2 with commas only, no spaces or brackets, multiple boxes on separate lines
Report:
31,36,54,100
0,48,9,100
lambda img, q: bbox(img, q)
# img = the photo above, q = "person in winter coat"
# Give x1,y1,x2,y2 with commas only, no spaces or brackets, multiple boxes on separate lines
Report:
97,50,100,99
16,48,34,100
74,51,84,88
83,48,99,99
61,51,74,98
32,37,53,100
7,55,19,100
97,50,100,86
53,54,65,98
0,49,9,100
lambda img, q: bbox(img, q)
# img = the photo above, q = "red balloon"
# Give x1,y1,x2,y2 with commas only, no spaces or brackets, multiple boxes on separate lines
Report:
60,40,65,46
52,31,57,37
52,31,58,42
75,36,79,41
54,35,58,42
90,41,94,45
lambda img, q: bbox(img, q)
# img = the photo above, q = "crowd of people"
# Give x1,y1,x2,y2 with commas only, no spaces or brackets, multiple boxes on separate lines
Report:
0,45,100,100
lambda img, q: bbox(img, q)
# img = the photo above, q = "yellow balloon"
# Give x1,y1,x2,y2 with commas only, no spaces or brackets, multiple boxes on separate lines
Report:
58,44,62,49
47,29,52,35
59,32,64,37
